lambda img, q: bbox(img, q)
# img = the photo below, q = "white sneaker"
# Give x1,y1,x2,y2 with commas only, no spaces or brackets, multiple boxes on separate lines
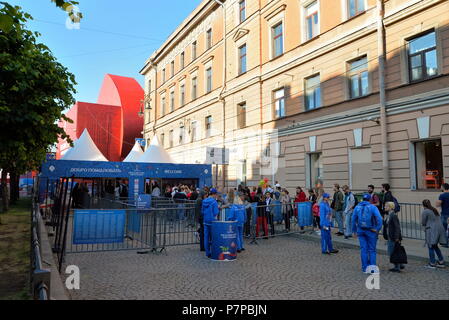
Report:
315,230,321,236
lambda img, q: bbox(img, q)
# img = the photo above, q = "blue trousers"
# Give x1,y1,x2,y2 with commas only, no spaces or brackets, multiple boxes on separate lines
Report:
204,224,212,257
358,230,378,272
344,211,353,237
236,225,244,250
321,228,334,253
334,210,344,233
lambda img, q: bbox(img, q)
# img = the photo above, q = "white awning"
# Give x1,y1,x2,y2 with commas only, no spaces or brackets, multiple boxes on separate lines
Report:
136,136,175,163
123,141,144,162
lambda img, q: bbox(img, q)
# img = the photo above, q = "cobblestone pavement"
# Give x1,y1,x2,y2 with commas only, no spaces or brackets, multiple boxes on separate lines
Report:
65,236,449,300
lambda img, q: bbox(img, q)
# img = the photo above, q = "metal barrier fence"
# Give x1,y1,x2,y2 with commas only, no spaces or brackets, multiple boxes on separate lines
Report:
64,204,199,254
45,192,427,259
396,203,425,240
31,196,51,300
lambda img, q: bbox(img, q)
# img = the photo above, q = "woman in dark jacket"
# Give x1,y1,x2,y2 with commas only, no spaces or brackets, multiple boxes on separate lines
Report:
384,201,404,272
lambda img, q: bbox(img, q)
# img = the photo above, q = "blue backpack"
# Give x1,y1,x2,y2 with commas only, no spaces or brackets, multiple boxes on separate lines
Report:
359,204,375,229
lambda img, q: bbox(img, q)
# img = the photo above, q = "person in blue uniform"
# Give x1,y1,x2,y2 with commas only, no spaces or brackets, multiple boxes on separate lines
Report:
352,193,383,273
233,193,248,252
201,188,219,258
320,193,339,254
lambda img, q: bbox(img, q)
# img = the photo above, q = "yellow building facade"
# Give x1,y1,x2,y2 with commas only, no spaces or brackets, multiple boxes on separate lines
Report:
141,0,449,203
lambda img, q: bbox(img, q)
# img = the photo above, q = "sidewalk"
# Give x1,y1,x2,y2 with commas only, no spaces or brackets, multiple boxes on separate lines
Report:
291,228,449,262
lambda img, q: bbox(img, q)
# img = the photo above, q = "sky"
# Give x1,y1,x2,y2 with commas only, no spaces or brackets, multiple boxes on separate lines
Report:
7,0,202,103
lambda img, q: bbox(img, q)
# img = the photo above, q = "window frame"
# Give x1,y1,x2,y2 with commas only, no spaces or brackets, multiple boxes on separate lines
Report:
170,61,175,78
180,52,185,69
238,43,247,75
206,67,213,93
160,133,165,147
239,0,246,23
273,88,286,119
169,90,175,112
161,96,166,116
347,0,366,19
237,102,246,129
206,28,212,50
191,121,198,142
272,22,284,58
305,1,319,41
406,30,438,83
347,56,369,99
169,130,174,148
192,41,197,61
205,116,212,138
410,139,444,191
180,84,185,107
304,74,321,111
191,76,198,100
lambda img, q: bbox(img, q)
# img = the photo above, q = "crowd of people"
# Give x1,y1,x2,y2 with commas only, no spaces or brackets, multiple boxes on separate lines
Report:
163,180,449,271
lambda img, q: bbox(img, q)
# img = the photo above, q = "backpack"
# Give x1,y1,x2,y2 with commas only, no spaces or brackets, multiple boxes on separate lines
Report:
358,204,375,229
312,203,320,217
392,196,400,213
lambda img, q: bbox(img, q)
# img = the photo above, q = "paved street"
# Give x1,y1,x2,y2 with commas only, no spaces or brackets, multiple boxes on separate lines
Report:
65,236,449,300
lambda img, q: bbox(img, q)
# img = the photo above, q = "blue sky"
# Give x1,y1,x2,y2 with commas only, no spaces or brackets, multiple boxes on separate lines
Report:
8,0,202,103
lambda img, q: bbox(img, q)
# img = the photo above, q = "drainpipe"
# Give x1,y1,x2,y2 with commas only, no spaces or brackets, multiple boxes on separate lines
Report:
149,59,157,143
213,0,227,189
377,0,389,183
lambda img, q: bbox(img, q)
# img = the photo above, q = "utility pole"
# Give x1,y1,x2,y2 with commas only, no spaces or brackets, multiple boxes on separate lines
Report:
377,0,389,183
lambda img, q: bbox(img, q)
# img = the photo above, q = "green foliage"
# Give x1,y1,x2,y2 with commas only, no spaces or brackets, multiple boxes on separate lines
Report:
0,2,77,174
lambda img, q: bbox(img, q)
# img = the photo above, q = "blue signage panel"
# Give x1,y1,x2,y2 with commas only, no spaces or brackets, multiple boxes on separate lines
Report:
137,194,151,209
297,202,313,227
73,210,126,244
128,194,152,234
211,221,238,261
273,200,283,222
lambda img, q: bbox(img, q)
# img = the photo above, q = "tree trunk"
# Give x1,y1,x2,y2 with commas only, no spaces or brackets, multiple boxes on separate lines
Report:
1,170,9,213
10,171,19,204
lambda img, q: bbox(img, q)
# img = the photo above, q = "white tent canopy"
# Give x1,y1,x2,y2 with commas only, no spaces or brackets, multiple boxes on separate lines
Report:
61,129,108,162
123,141,144,162
136,135,175,163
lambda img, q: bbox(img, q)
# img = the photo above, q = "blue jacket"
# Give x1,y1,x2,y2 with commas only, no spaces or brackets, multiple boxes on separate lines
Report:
319,201,333,228
352,201,383,234
226,204,246,226
202,197,219,225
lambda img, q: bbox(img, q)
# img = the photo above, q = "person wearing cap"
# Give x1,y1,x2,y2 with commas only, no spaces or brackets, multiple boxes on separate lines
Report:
352,193,383,273
320,193,339,254
201,188,219,258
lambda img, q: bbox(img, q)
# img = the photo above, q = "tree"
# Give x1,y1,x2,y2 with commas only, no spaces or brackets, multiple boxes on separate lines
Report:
0,1,82,33
0,2,77,212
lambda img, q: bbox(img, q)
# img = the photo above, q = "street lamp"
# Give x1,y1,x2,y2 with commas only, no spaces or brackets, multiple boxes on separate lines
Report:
138,99,144,118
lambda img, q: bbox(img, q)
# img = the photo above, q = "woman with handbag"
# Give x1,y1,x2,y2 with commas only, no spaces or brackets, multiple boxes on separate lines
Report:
421,199,447,269
384,202,405,272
